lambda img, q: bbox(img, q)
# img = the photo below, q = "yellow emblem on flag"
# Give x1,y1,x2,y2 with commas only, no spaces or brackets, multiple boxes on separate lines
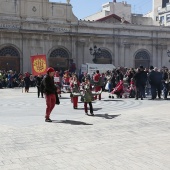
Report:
33,58,46,73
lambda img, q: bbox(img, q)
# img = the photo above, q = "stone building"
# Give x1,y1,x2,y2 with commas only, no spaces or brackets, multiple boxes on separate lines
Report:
0,0,170,73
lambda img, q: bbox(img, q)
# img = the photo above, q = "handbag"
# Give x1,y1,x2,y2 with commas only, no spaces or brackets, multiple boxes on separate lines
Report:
55,92,60,105
70,93,73,97
105,82,109,90
80,95,84,102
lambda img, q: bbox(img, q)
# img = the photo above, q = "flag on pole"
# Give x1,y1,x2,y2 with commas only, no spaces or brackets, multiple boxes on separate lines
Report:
30,54,47,75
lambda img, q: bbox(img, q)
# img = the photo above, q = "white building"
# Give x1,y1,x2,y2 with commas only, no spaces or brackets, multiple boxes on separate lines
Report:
0,0,170,73
84,1,131,23
158,1,170,26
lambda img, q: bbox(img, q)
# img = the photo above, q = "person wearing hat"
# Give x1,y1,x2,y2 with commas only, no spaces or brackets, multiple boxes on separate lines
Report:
148,66,157,100
43,67,57,122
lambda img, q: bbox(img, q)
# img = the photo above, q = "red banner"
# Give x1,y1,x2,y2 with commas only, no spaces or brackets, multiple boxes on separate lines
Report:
30,55,47,75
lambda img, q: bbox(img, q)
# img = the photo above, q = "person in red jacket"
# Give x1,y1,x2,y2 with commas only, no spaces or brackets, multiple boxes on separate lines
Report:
43,67,57,122
93,70,102,100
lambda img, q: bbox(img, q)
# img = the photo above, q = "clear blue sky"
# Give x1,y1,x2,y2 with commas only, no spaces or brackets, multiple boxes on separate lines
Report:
50,0,152,19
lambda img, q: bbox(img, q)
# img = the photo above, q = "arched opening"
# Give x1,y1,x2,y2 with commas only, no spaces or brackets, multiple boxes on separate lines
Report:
0,46,20,72
95,49,112,64
48,48,70,71
134,50,150,69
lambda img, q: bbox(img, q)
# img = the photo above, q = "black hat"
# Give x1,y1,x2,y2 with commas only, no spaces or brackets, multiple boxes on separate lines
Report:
149,66,154,70
139,65,144,69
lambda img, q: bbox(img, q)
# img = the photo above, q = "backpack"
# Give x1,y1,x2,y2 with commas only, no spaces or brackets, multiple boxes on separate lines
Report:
40,78,45,92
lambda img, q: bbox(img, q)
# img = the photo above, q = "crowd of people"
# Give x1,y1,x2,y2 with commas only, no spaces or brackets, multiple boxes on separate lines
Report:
1,65,170,122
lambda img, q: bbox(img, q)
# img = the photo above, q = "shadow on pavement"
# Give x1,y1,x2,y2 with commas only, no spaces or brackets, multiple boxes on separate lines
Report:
52,120,93,125
93,108,102,111
76,108,102,111
94,114,121,119
103,100,124,102
59,97,70,99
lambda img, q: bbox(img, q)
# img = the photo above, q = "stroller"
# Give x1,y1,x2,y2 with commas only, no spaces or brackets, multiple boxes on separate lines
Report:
109,80,124,98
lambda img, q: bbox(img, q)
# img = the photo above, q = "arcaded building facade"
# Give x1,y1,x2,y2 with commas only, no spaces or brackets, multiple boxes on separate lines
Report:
0,0,170,73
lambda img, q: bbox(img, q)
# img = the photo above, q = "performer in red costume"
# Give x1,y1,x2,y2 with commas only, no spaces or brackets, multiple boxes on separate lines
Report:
93,70,102,100
70,74,80,109
63,70,70,85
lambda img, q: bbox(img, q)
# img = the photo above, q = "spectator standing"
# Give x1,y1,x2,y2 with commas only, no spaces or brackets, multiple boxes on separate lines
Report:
148,66,157,100
36,75,44,98
162,68,169,100
43,67,57,122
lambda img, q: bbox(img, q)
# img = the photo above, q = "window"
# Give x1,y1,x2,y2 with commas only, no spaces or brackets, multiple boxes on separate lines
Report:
0,46,20,57
49,48,69,58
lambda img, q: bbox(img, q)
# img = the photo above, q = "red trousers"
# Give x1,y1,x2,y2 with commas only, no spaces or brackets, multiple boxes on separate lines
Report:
45,94,56,119
94,86,101,100
72,96,78,108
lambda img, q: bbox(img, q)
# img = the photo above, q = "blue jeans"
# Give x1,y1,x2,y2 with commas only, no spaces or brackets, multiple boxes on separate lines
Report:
163,83,169,99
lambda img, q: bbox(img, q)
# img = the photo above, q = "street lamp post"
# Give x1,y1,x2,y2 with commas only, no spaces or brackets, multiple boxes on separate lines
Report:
167,50,170,62
89,45,101,63
6,63,9,71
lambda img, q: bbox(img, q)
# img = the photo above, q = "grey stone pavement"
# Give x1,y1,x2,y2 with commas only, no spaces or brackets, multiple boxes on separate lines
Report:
0,87,170,170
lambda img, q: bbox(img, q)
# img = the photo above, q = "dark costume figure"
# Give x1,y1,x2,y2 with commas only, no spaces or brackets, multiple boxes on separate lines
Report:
43,67,57,122
82,78,94,116
148,66,157,100
154,68,163,99
162,68,169,100
134,66,147,100
36,75,44,98
24,72,30,93
70,75,80,109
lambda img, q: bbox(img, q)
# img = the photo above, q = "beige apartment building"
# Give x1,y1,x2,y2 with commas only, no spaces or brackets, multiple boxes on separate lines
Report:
0,0,170,73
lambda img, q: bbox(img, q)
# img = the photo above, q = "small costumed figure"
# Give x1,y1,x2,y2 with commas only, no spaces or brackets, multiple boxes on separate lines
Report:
82,78,94,116
70,74,80,109
54,71,62,97
63,70,70,85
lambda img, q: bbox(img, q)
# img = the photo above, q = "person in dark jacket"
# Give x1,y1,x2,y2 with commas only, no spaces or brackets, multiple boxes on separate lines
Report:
24,72,30,92
43,67,57,122
36,75,44,98
162,68,169,100
148,66,157,100
154,67,163,99
134,66,147,100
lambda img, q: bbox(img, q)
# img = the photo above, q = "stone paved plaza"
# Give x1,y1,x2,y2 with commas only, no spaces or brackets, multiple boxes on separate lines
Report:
0,88,170,170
